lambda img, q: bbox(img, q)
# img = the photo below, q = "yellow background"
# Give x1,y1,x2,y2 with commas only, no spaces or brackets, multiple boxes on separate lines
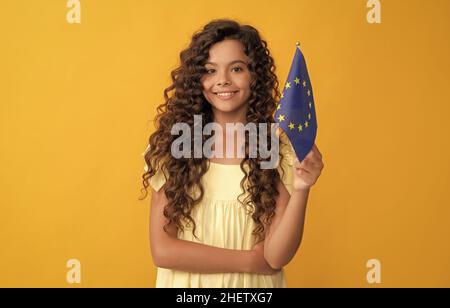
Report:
1,0,449,287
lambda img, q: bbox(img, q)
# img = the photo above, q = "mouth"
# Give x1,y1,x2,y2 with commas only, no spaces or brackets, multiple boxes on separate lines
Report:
214,91,239,100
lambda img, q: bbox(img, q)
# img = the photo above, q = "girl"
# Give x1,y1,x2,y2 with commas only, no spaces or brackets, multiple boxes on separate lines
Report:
141,19,324,288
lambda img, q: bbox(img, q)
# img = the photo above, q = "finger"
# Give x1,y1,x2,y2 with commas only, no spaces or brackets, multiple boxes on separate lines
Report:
294,147,323,169
306,155,324,169
293,158,309,171
294,166,311,176
305,143,321,159
295,169,317,185
299,157,323,173
298,161,313,174
304,152,323,171
313,144,322,159
295,156,315,170
297,163,321,182
295,159,313,174
308,144,322,160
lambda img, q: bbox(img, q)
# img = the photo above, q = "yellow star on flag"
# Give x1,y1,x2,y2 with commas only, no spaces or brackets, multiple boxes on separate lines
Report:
274,44,317,161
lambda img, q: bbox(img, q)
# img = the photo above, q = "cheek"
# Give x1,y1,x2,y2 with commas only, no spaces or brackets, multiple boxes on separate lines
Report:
235,74,252,90
201,78,214,92
201,80,214,102
201,79,210,93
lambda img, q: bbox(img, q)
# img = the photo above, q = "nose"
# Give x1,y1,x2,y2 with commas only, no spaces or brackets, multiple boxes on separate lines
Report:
217,70,231,86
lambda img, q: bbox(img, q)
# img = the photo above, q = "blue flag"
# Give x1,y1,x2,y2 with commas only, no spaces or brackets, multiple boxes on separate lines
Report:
275,43,318,161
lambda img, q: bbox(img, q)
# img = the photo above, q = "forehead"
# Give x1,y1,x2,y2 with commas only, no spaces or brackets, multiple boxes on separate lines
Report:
206,39,249,64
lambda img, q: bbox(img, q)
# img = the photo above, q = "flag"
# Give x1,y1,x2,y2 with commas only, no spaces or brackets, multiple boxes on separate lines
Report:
275,43,318,161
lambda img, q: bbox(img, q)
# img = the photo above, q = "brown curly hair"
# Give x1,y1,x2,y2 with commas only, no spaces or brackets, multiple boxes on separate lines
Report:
139,19,288,243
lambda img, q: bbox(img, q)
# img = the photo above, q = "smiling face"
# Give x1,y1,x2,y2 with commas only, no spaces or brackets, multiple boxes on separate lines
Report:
201,39,252,122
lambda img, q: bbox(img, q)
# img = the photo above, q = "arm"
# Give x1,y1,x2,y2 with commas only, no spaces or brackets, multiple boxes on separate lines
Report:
150,186,277,274
263,182,309,270
264,144,324,269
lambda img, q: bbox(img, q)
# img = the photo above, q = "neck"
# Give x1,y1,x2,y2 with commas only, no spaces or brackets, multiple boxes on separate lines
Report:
211,106,248,129
211,106,248,159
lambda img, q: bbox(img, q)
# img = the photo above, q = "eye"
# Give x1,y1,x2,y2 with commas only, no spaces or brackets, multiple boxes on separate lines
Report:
205,68,215,74
232,67,243,72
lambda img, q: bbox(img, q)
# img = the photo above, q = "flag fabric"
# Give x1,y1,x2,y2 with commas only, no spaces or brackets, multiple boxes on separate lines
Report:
274,43,318,161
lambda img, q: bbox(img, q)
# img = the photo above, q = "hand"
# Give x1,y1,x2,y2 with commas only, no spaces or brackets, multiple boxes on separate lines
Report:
249,240,280,275
293,143,324,192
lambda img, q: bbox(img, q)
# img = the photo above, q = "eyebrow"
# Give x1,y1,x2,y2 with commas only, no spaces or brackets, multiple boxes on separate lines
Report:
205,60,248,66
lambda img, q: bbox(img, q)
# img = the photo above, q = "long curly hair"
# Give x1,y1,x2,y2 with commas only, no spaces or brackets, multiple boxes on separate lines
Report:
139,19,288,243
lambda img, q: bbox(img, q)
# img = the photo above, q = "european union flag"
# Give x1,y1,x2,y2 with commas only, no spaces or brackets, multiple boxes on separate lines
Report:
275,43,318,161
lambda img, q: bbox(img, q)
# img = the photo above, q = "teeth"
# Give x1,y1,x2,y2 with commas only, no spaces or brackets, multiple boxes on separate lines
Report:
216,92,236,97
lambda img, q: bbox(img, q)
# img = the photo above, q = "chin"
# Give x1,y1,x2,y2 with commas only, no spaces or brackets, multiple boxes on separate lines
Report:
212,102,244,113
210,97,248,111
